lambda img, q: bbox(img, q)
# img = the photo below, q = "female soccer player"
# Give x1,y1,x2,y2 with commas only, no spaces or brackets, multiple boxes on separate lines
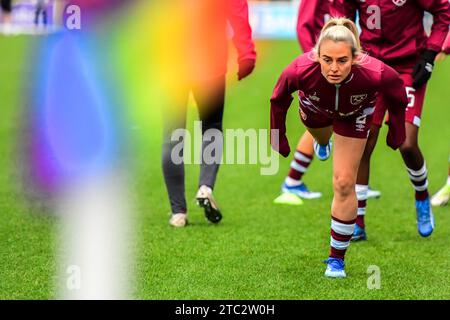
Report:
270,18,408,277
1,0,13,34
279,0,381,201
277,0,330,201
331,0,450,240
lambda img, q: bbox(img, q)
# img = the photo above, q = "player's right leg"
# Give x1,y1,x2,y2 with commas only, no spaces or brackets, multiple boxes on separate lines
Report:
193,76,225,224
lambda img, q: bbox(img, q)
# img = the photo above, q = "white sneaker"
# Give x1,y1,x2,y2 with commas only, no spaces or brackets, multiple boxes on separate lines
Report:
367,187,381,199
1,23,18,36
431,184,450,207
196,185,222,224
169,213,188,227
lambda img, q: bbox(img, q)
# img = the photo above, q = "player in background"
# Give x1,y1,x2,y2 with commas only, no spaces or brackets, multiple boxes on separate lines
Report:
431,157,450,206
163,0,256,227
431,157,450,207
278,0,381,202
35,0,49,28
270,18,407,277
331,0,450,240
1,0,13,34
431,30,450,207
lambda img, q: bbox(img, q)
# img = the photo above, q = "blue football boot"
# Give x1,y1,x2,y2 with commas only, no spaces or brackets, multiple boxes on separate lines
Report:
281,182,322,200
351,224,367,241
324,257,346,278
313,139,332,161
415,197,434,237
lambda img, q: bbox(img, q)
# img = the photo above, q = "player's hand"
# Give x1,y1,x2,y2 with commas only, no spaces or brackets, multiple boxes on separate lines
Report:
237,59,255,81
412,50,438,88
271,133,290,157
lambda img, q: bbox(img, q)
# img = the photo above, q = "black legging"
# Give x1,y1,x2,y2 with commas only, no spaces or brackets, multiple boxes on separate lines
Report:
162,76,225,213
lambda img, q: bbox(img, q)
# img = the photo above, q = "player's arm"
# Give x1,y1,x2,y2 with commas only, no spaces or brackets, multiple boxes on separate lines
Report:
442,30,450,55
227,0,257,80
329,0,357,21
270,61,301,157
413,0,450,87
417,0,450,54
296,0,321,52
379,64,408,150
436,31,450,61
443,30,450,54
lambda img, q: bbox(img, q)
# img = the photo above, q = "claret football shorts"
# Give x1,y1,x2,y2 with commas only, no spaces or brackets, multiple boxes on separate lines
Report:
373,67,427,128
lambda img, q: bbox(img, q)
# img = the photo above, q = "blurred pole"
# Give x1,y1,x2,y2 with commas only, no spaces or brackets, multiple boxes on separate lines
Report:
28,2,134,299
58,172,132,299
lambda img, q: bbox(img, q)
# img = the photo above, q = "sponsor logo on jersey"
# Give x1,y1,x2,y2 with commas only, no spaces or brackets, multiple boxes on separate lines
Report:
362,106,376,116
350,94,368,105
355,114,368,132
356,123,366,131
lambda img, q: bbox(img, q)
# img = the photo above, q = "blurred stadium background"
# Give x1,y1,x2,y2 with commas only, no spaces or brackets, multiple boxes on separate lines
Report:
0,0,449,299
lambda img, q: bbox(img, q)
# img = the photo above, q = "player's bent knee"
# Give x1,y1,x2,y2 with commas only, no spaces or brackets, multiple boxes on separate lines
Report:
333,175,355,198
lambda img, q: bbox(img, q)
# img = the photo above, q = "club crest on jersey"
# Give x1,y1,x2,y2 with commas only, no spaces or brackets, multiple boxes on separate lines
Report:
392,0,407,7
350,94,368,105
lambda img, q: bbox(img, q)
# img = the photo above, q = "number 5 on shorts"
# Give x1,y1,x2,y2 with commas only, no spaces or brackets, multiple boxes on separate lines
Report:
406,87,415,108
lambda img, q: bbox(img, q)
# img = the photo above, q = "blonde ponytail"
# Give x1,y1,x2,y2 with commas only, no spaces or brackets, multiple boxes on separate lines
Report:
314,17,361,57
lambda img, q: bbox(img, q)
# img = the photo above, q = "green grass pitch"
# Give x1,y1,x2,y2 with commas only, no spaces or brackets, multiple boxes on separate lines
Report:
0,36,449,299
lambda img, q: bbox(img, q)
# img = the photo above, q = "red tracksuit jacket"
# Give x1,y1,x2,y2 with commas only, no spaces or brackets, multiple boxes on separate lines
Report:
270,52,408,157
330,0,450,63
69,1,256,81
183,0,256,81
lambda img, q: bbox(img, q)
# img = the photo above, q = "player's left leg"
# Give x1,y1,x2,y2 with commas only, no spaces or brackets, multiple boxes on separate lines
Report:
398,77,433,237
193,76,225,224
352,124,381,241
399,122,434,237
325,133,367,278
351,90,388,242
